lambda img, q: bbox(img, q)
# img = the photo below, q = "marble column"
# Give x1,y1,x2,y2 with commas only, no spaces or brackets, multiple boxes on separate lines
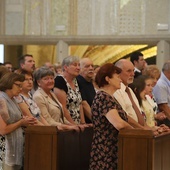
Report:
0,0,5,35
157,40,170,70
56,40,69,63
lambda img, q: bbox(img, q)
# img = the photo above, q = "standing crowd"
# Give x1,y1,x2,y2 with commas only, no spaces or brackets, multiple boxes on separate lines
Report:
0,52,170,170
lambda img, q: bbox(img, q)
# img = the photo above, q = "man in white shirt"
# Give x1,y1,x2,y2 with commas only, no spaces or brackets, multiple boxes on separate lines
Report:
114,59,149,129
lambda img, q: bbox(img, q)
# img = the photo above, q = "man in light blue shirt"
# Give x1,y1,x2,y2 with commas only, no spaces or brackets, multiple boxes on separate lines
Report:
153,61,170,125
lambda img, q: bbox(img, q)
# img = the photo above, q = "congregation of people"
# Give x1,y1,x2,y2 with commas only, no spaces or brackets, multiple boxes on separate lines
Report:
0,52,170,170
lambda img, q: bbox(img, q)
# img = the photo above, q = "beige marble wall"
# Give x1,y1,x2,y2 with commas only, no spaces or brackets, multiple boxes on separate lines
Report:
1,0,170,36
1,0,170,67
23,45,57,67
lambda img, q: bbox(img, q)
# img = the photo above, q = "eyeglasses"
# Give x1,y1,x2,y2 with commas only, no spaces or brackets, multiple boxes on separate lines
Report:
14,83,22,88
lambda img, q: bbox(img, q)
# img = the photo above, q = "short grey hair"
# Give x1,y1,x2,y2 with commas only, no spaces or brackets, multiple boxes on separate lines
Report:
162,60,170,72
62,56,80,71
114,59,126,69
33,66,54,90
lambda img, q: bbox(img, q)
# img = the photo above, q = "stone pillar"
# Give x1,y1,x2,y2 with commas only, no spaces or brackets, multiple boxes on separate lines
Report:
56,40,69,63
157,40,170,70
0,0,5,35
4,45,23,68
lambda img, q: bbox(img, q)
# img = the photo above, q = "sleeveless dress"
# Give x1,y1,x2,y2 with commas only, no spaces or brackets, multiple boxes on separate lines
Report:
54,76,82,124
0,92,24,169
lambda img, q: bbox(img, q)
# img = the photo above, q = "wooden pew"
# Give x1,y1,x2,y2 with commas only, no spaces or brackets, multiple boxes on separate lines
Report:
24,126,93,170
118,129,170,170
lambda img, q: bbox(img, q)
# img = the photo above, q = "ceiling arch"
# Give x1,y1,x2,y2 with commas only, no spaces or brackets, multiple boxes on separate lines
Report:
70,44,157,65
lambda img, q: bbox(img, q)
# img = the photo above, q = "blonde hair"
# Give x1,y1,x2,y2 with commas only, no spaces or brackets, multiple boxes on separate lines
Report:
143,65,160,80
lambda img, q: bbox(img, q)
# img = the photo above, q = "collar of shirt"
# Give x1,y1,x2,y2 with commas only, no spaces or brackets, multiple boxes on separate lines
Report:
121,82,127,91
134,67,141,73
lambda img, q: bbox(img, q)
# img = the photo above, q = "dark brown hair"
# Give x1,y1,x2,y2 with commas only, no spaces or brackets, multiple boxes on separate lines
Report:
0,72,25,91
95,63,121,88
129,75,151,106
0,66,10,79
15,68,33,78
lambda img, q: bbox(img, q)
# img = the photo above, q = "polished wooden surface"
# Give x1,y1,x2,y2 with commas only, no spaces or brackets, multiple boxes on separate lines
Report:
118,129,170,170
24,126,93,170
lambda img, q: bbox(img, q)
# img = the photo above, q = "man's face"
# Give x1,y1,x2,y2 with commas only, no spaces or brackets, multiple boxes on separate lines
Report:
134,56,145,71
5,64,13,72
21,56,35,72
80,59,94,81
120,61,135,86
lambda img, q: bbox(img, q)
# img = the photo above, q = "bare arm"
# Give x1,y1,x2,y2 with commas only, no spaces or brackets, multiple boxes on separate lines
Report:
0,115,36,135
127,115,145,129
18,102,44,126
106,109,133,131
53,87,76,124
82,100,92,121
80,103,86,124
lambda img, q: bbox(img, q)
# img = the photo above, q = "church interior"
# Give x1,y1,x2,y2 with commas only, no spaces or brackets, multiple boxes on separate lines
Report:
1,0,170,170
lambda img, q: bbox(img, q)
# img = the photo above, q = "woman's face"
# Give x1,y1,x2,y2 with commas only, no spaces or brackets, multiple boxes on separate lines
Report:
150,73,160,87
65,61,80,77
108,73,122,90
38,75,54,92
21,74,33,92
11,81,23,97
144,78,153,96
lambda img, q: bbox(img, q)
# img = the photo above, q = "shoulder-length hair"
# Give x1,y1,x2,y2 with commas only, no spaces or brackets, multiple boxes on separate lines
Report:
0,72,25,91
95,63,122,88
129,75,151,106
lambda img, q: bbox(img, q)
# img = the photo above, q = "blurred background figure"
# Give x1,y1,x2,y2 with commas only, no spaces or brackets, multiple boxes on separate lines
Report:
130,51,145,78
54,62,62,76
0,65,10,78
4,61,13,72
142,64,160,87
153,61,170,126
44,61,58,78
18,54,35,73
92,65,100,92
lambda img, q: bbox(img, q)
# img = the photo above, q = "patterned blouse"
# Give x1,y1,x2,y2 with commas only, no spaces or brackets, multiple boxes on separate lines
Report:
54,75,82,124
15,93,41,120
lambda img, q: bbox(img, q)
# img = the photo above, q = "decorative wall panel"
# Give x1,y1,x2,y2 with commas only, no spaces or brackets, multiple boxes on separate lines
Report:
2,0,170,36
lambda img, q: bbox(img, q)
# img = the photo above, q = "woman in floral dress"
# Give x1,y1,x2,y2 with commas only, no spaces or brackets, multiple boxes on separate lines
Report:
54,56,86,125
89,63,133,170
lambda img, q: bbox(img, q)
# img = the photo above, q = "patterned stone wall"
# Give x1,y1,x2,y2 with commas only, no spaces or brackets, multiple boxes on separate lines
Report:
2,0,170,36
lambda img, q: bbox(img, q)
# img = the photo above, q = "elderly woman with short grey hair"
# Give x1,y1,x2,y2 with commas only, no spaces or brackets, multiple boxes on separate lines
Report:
54,56,86,125
33,66,79,131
